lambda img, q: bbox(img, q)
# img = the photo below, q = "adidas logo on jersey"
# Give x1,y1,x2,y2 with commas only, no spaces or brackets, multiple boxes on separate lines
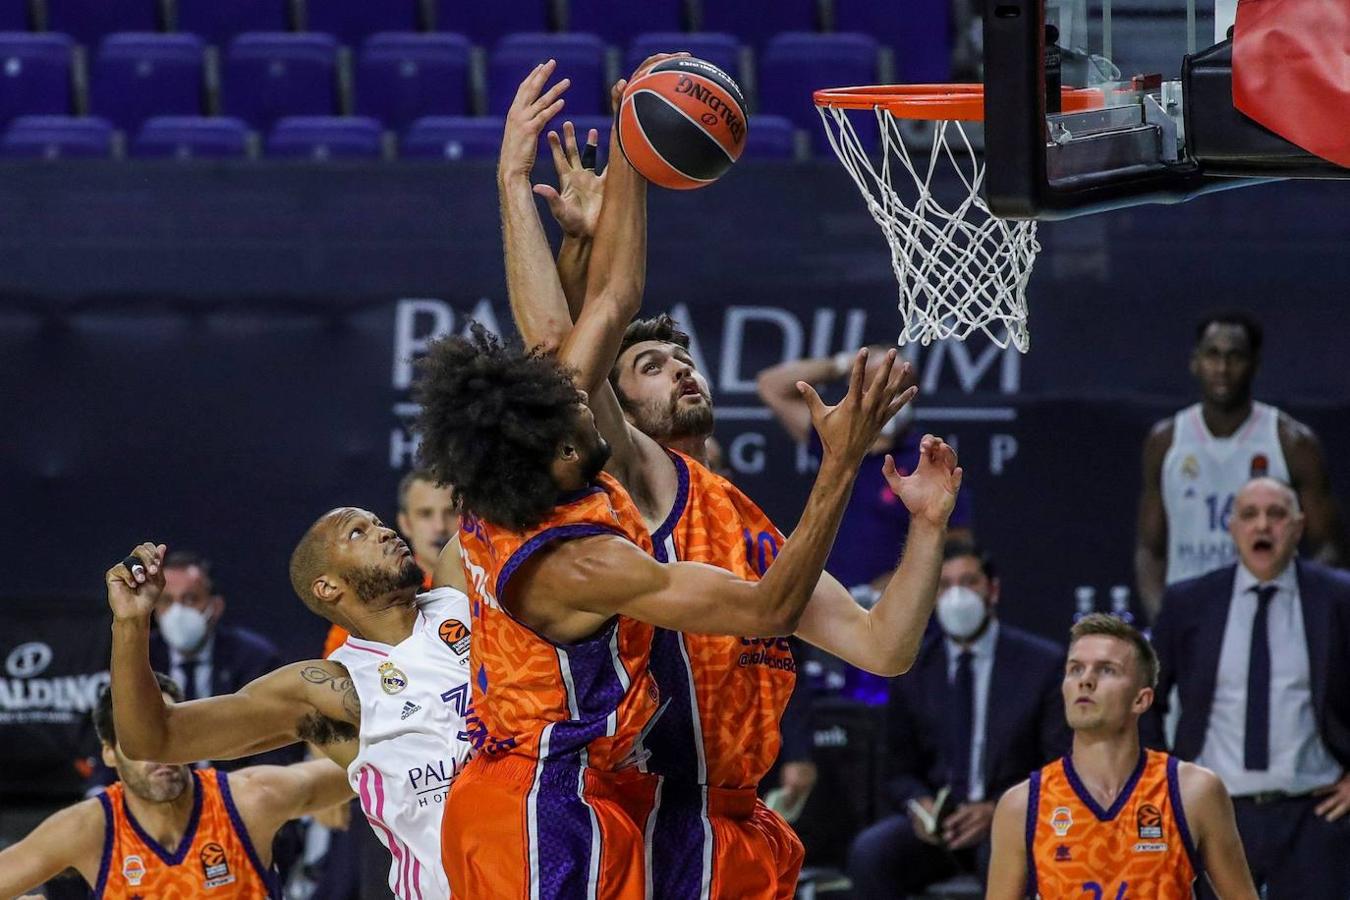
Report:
400,701,422,720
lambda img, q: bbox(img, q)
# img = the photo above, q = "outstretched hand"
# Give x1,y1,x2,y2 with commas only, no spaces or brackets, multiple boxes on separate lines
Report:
534,121,605,239
105,542,167,622
798,348,917,466
883,434,963,527
498,58,570,181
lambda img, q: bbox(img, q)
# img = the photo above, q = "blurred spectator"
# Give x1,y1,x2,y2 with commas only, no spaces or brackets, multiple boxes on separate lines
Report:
1136,312,1344,621
845,540,1067,898
1148,477,1350,899
322,468,457,656
758,349,974,702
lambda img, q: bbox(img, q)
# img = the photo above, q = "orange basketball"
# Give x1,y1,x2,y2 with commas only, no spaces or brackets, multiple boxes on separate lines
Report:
617,57,749,190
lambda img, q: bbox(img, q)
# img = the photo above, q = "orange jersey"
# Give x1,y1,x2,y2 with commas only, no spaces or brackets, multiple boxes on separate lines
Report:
1027,750,1199,900
646,450,795,790
457,472,660,771
94,768,276,899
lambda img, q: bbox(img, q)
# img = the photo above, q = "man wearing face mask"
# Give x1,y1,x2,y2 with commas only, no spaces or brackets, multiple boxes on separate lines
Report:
845,539,1068,898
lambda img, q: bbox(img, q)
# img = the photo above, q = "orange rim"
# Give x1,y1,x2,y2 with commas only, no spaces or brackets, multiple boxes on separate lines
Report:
813,83,1106,122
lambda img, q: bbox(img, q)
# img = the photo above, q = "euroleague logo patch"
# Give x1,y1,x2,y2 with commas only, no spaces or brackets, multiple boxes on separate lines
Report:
1137,802,1163,839
438,619,471,656
200,841,236,888
379,661,409,694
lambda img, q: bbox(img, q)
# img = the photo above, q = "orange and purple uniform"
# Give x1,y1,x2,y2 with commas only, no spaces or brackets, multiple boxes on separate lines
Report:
1026,749,1199,900
94,768,276,899
643,450,803,899
444,473,662,900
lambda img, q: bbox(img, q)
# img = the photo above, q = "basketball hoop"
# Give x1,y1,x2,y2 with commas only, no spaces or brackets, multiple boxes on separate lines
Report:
814,84,1102,352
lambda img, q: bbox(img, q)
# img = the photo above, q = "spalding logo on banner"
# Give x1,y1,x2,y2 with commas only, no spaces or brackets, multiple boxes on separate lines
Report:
6,642,53,678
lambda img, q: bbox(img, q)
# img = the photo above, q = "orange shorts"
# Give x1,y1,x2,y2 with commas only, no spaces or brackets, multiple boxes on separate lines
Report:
442,753,656,900
644,782,804,899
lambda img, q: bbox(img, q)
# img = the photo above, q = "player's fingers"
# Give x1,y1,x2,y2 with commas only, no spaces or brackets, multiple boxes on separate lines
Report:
531,77,571,120
544,130,569,174
882,454,897,477
610,78,628,113
796,382,828,420
511,60,550,110
884,386,918,420
843,348,868,407
580,129,598,170
951,466,965,492
535,97,565,127
562,120,580,167
865,348,898,409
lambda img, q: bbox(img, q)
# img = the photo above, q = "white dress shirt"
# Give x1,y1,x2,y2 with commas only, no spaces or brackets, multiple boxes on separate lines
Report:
945,619,1000,802
1196,562,1341,796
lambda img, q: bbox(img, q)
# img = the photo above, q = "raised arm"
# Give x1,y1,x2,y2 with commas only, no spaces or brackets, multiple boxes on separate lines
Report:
1135,419,1172,622
0,799,105,897
519,349,912,640
1282,416,1348,566
794,435,961,675
1179,762,1259,899
985,781,1031,900
756,353,855,443
107,545,359,765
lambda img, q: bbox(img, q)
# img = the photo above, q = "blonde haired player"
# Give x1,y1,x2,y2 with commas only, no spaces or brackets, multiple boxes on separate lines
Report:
986,614,1257,899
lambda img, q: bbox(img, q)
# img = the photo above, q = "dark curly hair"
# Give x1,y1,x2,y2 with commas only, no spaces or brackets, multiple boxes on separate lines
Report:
414,323,583,532
609,313,691,404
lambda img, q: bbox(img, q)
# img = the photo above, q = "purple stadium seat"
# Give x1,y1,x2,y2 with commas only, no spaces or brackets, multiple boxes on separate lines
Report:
1,115,114,157
758,32,880,154
833,0,952,82
45,0,161,48
433,0,550,47
741,115,797,159
267,115,383,159
626,33,742,84
0,1,29,30
355,33,471,132
132,115,250,158
701,0,819,48
401,115,502,160
90,33,204,132
176,0,290,48
488,33,606,116
305,0,421,47
568,0,684,47
0,33,73,128
222,33,338,131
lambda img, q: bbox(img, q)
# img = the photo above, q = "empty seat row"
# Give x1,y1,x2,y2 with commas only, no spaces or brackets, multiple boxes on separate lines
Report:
2,0,952,77
0,30,883,149
0,112,801,160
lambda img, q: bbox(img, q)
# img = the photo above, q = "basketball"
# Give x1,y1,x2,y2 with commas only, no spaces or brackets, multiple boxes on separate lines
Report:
617,57,749,190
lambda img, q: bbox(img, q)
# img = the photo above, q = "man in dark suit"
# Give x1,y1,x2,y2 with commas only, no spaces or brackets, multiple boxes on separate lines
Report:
845,540,1069,898
1149,476,1350,898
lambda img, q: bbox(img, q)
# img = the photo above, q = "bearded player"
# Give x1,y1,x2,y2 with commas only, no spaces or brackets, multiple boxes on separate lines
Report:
106,511,474,900
0,674,351,898
495,60,961,897
985,614,1258,899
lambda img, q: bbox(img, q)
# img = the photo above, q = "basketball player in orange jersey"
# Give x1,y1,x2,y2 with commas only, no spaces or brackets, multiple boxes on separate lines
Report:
985,614,1258,899
418,97,919,896
496,61,961,897
0,673,352,898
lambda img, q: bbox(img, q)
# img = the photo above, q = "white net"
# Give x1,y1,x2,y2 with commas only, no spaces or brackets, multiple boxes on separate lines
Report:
817,103,1039,352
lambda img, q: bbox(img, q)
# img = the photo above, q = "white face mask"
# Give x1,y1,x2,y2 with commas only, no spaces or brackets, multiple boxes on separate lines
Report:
158,603,211,653
936,585,989,642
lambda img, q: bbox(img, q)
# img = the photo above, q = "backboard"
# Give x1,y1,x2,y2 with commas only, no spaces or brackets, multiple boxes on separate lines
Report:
982,0,1350,219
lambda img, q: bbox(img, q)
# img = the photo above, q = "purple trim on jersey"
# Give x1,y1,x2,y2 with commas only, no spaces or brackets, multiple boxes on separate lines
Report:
95,790,114,896
1062,750,1147,822
544,622,629,759
651,452,691,559
1166,755,1203,878
534,754,600,899
649,787,709,899
217,769,281,898
1025,769,1041,899
496,523,622,599
123,768,204,865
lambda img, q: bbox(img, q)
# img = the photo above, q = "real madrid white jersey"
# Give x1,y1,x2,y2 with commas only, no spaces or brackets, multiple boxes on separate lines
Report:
327,587,474,900
1162,401,1290,585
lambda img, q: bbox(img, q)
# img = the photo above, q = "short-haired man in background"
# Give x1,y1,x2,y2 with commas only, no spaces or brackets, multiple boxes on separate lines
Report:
1148,477,1350,898
987,615,1257,900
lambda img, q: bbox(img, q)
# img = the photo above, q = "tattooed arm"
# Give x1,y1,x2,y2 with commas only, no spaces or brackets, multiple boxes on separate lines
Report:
112,658,361,766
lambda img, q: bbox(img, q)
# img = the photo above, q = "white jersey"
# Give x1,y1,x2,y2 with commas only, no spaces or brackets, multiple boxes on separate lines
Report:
1162,401,1290,584
327,587,475,900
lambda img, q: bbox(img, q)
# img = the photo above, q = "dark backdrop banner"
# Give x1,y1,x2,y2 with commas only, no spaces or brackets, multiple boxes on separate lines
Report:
1,162,1347,664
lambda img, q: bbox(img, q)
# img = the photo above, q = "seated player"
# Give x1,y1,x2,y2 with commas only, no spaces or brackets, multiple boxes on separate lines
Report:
494,59,961,896
105,511,473,900
417,314,914,900
0,674,352,898
985,614,1258,900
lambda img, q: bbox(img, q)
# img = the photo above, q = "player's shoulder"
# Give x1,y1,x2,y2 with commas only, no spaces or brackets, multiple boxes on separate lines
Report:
1174,759,1229,821
1145,415,1178,449
418,585,471,619
994,778,1032,820
1274,407,1320,447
